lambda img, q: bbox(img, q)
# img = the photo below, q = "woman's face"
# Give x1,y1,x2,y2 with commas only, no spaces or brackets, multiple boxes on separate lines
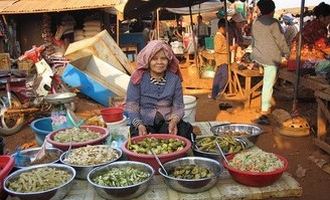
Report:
149,50,169,76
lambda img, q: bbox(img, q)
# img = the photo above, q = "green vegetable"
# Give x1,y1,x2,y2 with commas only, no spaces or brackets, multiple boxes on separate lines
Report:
170,164,214,179
128,137,185,155
93,167,150,187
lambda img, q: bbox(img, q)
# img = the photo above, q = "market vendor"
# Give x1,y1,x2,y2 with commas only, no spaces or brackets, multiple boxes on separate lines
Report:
125,40,193,139
288,2,330,71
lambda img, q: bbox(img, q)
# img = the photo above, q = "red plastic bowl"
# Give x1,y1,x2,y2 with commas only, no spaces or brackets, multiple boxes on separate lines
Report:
122,134,192,172
46,125,109,151
0,155,14,190
100,107,124,122
223,153,288,187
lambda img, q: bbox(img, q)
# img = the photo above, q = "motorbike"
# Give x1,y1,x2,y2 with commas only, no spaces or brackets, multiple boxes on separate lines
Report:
0,45,73,135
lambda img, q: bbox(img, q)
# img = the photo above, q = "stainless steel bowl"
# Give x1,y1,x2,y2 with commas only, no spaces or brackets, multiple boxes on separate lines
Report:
44,92,76,105
210,123,262,143
87,161,154,200
12,147,63,168
192,135,234,161
4,163,76,200
158,157,223,193
60,146,122,179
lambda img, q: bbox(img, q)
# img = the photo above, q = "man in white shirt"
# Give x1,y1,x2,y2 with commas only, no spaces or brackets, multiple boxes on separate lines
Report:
194,15,209,48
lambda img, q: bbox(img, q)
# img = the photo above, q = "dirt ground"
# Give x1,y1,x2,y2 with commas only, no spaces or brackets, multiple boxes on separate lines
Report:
2,63,330,200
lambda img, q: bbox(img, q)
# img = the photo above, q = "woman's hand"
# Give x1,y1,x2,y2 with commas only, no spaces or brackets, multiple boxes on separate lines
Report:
138,124,148,136
168,119,178,135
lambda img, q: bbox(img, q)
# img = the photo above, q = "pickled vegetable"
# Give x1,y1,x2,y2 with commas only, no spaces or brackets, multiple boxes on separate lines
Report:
8,167,71,193
93,167,150,187
54,127,101,143
170,164,214,179
195,135,242,154
128,137,185,155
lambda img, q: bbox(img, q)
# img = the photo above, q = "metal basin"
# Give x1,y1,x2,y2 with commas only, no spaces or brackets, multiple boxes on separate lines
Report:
210,123,262,143
158,157,223,193
60,146,122,180
4,163,76,200
12,147,63,169
87,161,154,200
44,92,76,105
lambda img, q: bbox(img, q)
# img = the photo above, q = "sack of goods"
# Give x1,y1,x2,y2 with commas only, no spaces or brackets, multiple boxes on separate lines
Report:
83,20,103,38
74,29,84,42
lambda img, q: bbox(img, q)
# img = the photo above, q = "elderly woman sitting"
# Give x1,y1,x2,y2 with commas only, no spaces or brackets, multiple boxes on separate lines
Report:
125,40,193,139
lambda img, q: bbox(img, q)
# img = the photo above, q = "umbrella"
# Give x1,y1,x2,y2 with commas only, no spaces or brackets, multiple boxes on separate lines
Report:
124,0,210,19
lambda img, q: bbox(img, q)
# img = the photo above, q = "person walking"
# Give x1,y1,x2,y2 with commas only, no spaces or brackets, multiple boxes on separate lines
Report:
251,0,289,124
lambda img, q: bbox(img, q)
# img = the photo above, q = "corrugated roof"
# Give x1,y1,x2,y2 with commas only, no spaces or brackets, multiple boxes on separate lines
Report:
0,0,121,14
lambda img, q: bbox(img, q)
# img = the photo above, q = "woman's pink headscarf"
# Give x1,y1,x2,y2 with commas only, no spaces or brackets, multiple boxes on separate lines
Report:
131,40,182,85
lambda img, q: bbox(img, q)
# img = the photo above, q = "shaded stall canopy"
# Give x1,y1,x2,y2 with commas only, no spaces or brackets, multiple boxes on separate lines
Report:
0,0,121,14
166,0,223,15
124,0,210,19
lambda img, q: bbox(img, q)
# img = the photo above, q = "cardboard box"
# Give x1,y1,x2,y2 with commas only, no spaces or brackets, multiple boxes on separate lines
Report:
62,55,130,106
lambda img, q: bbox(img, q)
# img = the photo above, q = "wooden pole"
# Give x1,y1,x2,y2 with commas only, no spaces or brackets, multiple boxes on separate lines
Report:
157,8,160,40
292,0,305,113
116,12,120,45
224,0,233,94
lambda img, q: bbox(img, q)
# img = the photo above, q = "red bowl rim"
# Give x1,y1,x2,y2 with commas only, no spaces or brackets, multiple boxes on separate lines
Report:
223,153,288,176
122,133,192,159
100,107,124,114
46,125,109,147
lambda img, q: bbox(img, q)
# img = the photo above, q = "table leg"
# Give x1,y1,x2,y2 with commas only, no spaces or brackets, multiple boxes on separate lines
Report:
244,77,252,108
234,72,244,96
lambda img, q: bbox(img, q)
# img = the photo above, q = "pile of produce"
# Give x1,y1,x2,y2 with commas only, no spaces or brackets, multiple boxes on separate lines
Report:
128,137,185,155
229,149,285,173
54,127,101,143
195,135,242,154
170,164,214,179
63,145,120,166
7,167,71,193
92,167,150,187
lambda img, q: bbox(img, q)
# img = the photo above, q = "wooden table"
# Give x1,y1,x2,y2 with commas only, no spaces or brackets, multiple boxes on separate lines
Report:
230,63,263,108
200,50,216,67
278,68,330,91
315,89,330,154
278,68,330,154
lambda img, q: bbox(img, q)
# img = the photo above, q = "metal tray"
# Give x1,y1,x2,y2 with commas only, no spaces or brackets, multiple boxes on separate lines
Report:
210,123,262,142
44,92,76,104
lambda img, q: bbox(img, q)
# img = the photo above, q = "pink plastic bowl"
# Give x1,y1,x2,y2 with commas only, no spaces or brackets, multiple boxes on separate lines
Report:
122,134,192,172
46,125,109,151
223,153,288,187
100,107,124,123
